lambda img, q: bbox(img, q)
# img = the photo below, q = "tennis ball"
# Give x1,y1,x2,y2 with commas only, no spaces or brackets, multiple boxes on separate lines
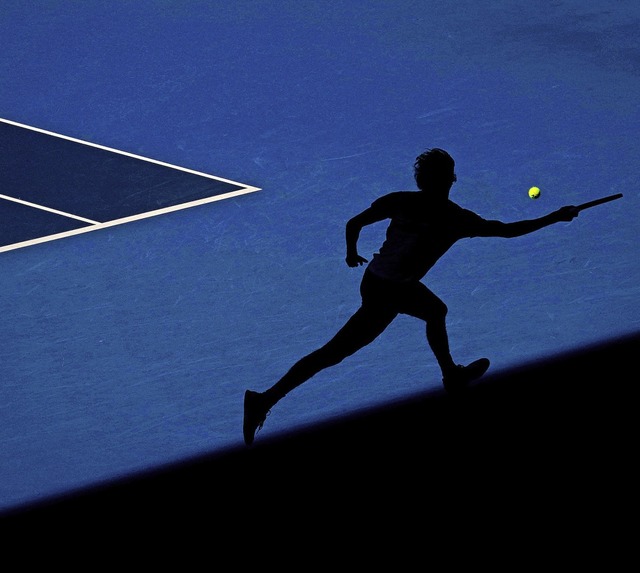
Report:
528,186,541,199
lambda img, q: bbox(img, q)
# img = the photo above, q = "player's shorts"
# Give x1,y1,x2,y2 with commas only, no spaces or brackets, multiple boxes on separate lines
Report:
360,268,446,319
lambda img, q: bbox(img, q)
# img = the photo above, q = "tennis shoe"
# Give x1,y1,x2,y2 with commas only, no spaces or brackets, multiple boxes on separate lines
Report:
243,390,270,446
442,358,490,393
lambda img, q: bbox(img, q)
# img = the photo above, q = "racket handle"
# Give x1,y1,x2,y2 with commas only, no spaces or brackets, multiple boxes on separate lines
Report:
576,193,623,211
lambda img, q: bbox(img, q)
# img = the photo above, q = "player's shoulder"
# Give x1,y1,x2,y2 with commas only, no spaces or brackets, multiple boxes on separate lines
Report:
372,190,422,209
448,200,483,219
375,190,418,201
447,200,489,235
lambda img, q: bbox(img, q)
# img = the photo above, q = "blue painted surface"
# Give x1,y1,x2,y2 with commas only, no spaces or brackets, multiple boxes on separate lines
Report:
0,1,638,511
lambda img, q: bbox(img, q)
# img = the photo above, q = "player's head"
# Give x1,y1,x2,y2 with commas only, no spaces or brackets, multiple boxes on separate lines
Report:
414,148,457,193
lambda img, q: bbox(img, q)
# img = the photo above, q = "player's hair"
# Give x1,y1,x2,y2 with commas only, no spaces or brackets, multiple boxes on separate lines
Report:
414,148,456,190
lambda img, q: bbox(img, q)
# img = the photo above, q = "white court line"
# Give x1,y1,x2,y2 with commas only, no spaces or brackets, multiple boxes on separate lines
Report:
0,193,101,225
0,187,259,254
0,117,260,187
0,117,261,253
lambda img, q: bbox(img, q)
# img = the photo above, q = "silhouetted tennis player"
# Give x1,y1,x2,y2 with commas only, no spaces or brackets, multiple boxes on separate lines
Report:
244,148,580,446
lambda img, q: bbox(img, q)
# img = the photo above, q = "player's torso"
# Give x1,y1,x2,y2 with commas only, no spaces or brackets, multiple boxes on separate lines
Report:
369,195,470,282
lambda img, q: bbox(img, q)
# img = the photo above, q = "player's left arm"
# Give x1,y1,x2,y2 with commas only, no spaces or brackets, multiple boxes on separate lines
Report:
345,205,388,267
473,206,579,238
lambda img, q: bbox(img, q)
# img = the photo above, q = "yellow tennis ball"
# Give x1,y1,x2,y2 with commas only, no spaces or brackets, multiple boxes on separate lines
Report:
528,186,541,199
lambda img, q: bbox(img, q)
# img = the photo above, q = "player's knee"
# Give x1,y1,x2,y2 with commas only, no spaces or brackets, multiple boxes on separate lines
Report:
420,300,447,323
434,299,448,319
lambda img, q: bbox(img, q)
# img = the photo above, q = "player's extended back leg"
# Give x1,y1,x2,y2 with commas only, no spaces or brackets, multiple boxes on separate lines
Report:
243,304,396,445
266,304,396,401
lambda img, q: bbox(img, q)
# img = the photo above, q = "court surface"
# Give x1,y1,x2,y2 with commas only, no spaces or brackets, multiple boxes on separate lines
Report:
1,1,638,513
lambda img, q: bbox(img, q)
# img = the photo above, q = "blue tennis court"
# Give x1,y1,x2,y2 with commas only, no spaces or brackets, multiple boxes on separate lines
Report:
1,1,638,516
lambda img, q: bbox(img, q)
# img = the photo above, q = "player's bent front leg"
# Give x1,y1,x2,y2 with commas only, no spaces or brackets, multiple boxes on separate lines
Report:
397,282,490,390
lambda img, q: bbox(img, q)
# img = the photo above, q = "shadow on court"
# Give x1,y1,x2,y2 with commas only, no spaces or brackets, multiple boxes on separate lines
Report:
3,332,636,532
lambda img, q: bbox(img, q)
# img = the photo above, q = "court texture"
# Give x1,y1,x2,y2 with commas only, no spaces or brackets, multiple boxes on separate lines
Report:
1,1,638,523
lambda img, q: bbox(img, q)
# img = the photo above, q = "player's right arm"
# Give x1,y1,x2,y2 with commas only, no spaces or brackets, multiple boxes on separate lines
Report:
345,204,389,267
474,206,579,238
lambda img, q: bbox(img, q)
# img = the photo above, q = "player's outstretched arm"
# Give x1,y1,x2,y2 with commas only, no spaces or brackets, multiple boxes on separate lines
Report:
477,205,580,239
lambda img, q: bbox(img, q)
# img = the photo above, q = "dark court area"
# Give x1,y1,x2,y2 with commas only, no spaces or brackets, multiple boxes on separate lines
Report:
0,119,251,249
4,332,635,536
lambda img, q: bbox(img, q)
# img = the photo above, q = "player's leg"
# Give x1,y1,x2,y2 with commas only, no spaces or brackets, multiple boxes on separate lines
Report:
243,304,395,445
265,303,396,405
243,271,398,445
398,282,457,377
399,282,490,390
